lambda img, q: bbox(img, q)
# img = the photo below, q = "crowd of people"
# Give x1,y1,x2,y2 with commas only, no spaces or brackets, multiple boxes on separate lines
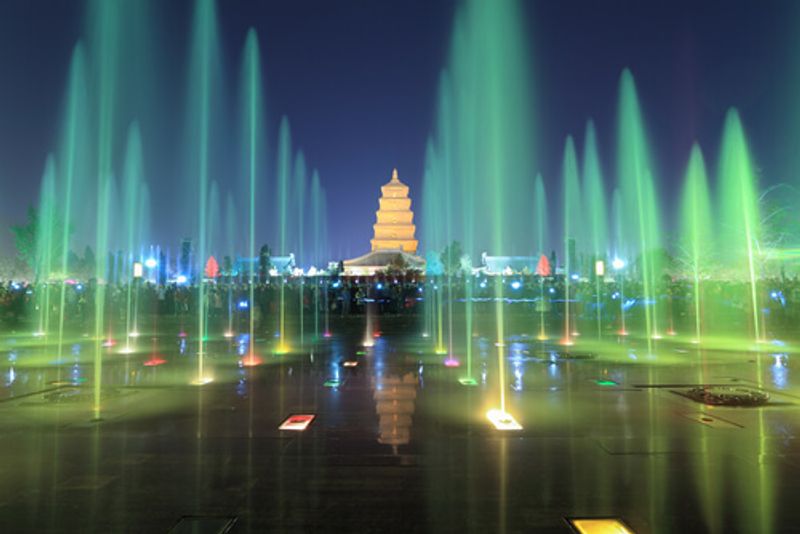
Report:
0,274,798,333
0,276,423,328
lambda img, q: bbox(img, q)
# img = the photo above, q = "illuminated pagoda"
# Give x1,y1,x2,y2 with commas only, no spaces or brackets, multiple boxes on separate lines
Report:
344,169,425,275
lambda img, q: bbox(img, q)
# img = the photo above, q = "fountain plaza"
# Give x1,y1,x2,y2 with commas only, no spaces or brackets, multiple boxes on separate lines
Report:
3,0,800,532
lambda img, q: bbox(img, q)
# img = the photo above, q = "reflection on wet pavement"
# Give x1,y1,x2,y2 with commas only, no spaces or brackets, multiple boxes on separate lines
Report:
0,318,799,532
374,373,418,449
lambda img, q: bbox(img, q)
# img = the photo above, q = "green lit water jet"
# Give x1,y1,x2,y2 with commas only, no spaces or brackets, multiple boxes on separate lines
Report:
611,189,628,335
534,174,548,340
309,170,327,340
718,109,763,342
581,120,608,339
121,123,145,354
34,157,58,339
88,0,121,416
424,0,535,416
275,117,292,354
561,136,581,345
55,44,89,368
294,151,307,349
679,144,712,344
617,69,661,345
185,0,222,381
239,28,265,364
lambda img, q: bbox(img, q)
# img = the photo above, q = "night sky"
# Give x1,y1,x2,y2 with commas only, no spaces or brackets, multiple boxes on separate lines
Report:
0,0,798,260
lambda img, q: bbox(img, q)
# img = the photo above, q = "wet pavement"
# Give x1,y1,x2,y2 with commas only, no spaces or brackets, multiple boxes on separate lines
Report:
0,317,798,533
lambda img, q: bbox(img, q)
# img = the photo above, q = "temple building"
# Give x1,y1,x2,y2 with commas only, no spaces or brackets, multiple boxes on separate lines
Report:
343,169,426,276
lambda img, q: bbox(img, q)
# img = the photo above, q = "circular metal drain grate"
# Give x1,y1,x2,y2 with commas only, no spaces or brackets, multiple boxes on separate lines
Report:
43,387,120,404
686,386,769,406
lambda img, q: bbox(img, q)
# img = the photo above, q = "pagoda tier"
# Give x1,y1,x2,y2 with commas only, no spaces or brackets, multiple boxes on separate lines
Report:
370,169,418,254
378,197,412,211
376,210,414,224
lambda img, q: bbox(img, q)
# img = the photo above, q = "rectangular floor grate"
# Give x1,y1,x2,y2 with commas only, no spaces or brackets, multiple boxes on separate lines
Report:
169,516,237,534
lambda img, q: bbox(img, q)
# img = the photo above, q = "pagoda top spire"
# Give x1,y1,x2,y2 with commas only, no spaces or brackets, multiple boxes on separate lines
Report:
391,168,399,183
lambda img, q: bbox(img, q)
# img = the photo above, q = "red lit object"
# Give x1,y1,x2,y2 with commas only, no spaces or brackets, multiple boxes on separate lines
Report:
241,354,263,367
144,355,167,367
205,256,220,279
279,414,315,431
535,254,551,276
323,331,332,338
444,358,460,367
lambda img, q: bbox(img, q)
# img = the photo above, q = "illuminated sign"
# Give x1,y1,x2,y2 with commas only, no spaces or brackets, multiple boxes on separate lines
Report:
568,518,635,534
487,409,522,430
595,260,605,277
279,414,316,431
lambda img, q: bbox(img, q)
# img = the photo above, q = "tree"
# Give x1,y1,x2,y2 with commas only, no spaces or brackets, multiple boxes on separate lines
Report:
222,256,233,277
10,206,39,273
383,254,409,276
258,244,272,281
440,240,464,277
81,246,96,279
10,205,73,278
425,251,444,276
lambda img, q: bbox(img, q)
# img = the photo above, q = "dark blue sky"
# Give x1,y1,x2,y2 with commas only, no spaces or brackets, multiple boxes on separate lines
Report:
0,0,798,259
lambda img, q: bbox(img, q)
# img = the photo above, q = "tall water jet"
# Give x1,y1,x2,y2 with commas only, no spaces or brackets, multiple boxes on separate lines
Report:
582,120,609,339
55,44,89,365
610,189,629,335
617,69,662,344
561,137,581,345
293,151,307,349
239,28,266,365
88,0,121,415
206,178,221,248
430,72,459,365
718,109,763,342
421,140,443,350
34,157,58,338
429,0,535,420
309,170,326,339
534,173,548,340
185,0,222,381
224,193,238,337
275,117,292,354
679,144,712,343
121,123,145,353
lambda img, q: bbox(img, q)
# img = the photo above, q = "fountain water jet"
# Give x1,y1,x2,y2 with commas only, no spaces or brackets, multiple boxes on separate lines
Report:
718,109,763,343
582,120,609,339
185,0,222,383
239,28,266,365
561,136,581,346
616,69,662,346
275,117,292,354
679,144,713,344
